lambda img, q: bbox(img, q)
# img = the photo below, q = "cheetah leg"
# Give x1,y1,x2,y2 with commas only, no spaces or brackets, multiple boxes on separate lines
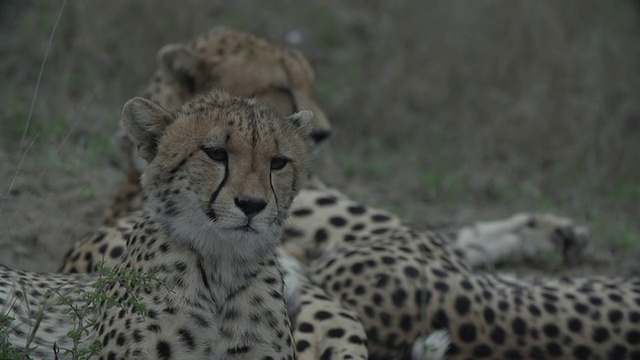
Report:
279,250,368,359
452,212,588,268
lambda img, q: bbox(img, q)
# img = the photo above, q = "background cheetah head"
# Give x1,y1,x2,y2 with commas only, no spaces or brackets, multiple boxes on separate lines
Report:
123,27,331,174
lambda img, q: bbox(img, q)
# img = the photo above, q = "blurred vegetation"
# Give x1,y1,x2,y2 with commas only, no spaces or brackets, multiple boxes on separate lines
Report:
0,0,639,252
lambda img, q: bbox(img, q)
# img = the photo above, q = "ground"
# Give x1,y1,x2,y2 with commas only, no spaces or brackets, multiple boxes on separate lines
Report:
1,1,639,279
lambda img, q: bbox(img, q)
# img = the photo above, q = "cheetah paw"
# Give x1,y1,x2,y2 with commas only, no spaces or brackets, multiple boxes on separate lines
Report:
411,330,451,360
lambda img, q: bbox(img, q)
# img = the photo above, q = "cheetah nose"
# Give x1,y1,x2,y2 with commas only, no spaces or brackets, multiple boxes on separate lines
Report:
234,196,267,218
310,130,332,144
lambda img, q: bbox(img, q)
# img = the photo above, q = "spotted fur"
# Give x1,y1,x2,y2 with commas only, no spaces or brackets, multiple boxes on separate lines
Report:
311,226,640,359
2,90,315,359
281,190,586,268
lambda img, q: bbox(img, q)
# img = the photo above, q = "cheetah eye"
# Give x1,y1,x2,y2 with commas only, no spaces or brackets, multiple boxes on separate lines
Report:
203,147,227,162
270,156,289,170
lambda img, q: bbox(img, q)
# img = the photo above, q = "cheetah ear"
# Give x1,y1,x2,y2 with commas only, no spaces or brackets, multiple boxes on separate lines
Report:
121,97,174,162
283,110,316,149
157,44,213,94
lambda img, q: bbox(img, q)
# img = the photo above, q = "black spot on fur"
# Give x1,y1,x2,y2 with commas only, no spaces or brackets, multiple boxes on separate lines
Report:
543,323,560,338
109,246,124,259
291,208,312,216
320,347,334,360
572,345,591,359
116,333,126,346
298,322,314,333
316,197,337,206
178,328,196,350
314,229,328,243
328,328,345,338
371,214,391,222
528,304,541,316
592,326,610,343
511,317,527,335
490,326,506,345
483,307,496,324
315,311,333,320
608,309,623,324
98,243,108,254
454,295,471,316
157,340,172,360
627,330,640,345
460,280,474,291
503,349,524,360
296,340,310,352
392,289,408,308
381,256,396,265
434,281,449,292
347,205,366,215
228,345,250,354
567,318,582,333
608,345,628,359
543,302,557,314
329,216,347,227
574,302,589,314
458,323,477,342
528,346,546,359
350,262,364,274
400,314,413,332
372,227,389,234
430,309,449,329
403,266,420,279
472,344,492,357
546,342,563,356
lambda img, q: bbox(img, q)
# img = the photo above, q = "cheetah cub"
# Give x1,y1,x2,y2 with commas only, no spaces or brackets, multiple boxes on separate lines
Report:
0,90,315,359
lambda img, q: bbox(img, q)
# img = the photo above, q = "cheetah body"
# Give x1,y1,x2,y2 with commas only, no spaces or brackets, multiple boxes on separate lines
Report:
2,90,317,359
312,226,640,359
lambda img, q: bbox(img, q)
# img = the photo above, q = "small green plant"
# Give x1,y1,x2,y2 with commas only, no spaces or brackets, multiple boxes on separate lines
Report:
531,251,566,271
418,162,467,204
55,261,163,359
0,313,27,360
339,152,393,180
0,262,167,360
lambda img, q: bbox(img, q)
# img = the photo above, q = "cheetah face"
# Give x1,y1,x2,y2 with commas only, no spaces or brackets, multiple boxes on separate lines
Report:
121,90,315,261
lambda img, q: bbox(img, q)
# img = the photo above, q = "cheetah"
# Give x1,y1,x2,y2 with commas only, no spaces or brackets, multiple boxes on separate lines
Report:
1,90,316,359
280,190,586,268
107,26,331,222
58,27,588,359
60,27,370,360
310,225,640,359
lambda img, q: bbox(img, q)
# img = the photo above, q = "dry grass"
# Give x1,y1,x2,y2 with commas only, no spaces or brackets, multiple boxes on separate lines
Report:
0,0,639,272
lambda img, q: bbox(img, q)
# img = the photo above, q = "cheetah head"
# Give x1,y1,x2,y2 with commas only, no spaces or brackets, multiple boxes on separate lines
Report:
150,27,329,139
121,89,315,262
